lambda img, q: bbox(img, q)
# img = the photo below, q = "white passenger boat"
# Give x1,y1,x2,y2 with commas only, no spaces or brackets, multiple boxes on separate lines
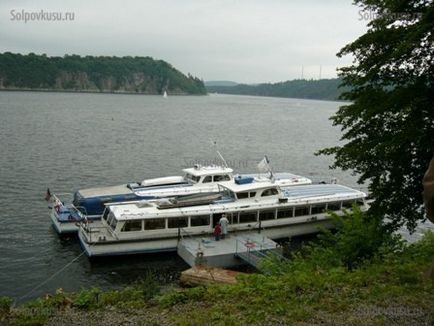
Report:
47,163,311,234
78,178,367,257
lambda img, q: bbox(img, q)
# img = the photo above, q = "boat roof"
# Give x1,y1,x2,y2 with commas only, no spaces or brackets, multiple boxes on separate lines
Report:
218,180,279,193
109,183,366,221
78,184,131,197
281,184,364,199
182,165,233,176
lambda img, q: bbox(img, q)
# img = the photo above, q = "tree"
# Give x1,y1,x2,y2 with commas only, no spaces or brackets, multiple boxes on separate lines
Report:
317,0,434,230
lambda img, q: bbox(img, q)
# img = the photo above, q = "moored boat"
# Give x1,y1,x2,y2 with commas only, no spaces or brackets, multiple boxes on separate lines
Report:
47,161,311,234
78,179,367,257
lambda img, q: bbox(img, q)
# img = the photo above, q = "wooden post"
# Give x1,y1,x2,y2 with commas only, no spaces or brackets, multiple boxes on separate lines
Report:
423,157,434,223
423,157,434,280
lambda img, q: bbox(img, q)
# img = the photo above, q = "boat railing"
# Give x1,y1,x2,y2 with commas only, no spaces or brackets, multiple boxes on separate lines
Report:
82,223,111,243
234,238,269,268
177,227,197,242
73,205,88,218
235,238,288,271
250,220,264,233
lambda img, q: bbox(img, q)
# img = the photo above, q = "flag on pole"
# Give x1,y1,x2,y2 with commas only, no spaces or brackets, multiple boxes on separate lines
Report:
257,156,270,173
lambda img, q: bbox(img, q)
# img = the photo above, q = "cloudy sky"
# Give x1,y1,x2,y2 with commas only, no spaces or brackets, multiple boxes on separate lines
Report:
0,1,369,83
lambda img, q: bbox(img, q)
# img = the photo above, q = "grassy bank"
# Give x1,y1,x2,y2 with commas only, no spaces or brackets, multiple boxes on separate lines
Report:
2,209,433,325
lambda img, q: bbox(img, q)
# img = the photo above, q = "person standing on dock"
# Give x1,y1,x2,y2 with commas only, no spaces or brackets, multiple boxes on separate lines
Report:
219,215,229,239
213,223,222,241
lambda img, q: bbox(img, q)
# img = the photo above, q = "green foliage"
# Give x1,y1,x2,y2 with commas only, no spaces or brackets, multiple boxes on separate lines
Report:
7,231,434,324
0,52,206,94
73,287,101,309
260,206,402,275
157,289,189,308
72,273,160,309
206,78,346,101
11,313,48,326
317,0,434,231
160,226,433,324
136,271,160,300
0,296,13,315
314,205,403,269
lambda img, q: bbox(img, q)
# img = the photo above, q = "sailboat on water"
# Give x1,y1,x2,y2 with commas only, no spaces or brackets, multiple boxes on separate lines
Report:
163,90,168,98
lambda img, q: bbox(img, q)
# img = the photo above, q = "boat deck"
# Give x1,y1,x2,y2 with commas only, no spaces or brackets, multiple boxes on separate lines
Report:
78,184,132,197
177,232,279,268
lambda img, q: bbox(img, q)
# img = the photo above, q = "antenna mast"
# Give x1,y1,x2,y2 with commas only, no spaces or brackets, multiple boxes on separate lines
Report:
210,139,229,168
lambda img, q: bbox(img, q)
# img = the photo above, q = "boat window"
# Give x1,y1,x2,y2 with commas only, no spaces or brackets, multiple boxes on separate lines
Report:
294,206,310,217
219,187,236,200
261,188,279,197
311,205,327,215
109,217,117,230
168,217,188,228
239,211,257,224
342,201,354,209
327,202,341,211
191,215,210,227
144,219,166,230
107,212,115,225
259,210,276,221
225,212,237,224
185,174,200,183
214,174,231,182
277,208,293,218
202,176,212,183
237,192,249,199
102,208,110,221
121,220,143,232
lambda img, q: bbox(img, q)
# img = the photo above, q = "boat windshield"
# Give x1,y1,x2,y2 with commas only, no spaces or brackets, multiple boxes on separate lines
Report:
218,185,236,201
185,173,200,184
102,208,109,221
106,212,117,230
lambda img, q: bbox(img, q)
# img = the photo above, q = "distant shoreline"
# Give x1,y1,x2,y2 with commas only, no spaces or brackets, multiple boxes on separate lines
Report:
0,88,347,102
0,88,207,96
209,92,349,103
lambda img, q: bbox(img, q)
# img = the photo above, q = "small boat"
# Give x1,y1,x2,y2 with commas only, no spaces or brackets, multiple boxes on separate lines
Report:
78,178,367,257
163,90,168,98
47,163,311,234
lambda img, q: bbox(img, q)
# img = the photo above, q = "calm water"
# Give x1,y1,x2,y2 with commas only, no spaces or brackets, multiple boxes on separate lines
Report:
0,91,428,302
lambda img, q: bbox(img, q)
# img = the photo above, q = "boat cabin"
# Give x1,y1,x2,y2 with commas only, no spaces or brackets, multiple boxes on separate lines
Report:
217,179,281,201
182,165,234,184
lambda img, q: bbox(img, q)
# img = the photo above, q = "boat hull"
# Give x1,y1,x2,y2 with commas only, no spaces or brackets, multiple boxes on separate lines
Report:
79,215,333,257
50,211,78,234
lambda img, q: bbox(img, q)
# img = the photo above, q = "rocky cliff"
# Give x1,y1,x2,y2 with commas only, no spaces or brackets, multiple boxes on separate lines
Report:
0,53,206,95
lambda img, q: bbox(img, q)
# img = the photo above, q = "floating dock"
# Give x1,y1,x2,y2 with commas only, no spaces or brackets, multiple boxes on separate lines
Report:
177,232,280,268
180,266,243,286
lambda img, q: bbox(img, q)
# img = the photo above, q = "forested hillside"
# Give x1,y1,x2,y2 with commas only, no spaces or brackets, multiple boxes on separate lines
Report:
207,78,346,101
0,53,206,95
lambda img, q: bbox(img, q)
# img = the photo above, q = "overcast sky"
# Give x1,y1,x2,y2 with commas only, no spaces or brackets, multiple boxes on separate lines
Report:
0,1,369,83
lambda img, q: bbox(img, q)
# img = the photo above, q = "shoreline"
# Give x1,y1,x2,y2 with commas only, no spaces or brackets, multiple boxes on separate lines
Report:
2,231,433,325
0,88,207,96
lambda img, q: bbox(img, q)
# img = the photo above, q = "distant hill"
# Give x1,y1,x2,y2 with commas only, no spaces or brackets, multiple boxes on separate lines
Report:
204,80,238,87
0,53,206,95
206,78,347,101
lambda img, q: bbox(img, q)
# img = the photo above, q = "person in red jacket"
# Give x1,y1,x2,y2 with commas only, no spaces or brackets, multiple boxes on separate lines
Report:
213,223,222,241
